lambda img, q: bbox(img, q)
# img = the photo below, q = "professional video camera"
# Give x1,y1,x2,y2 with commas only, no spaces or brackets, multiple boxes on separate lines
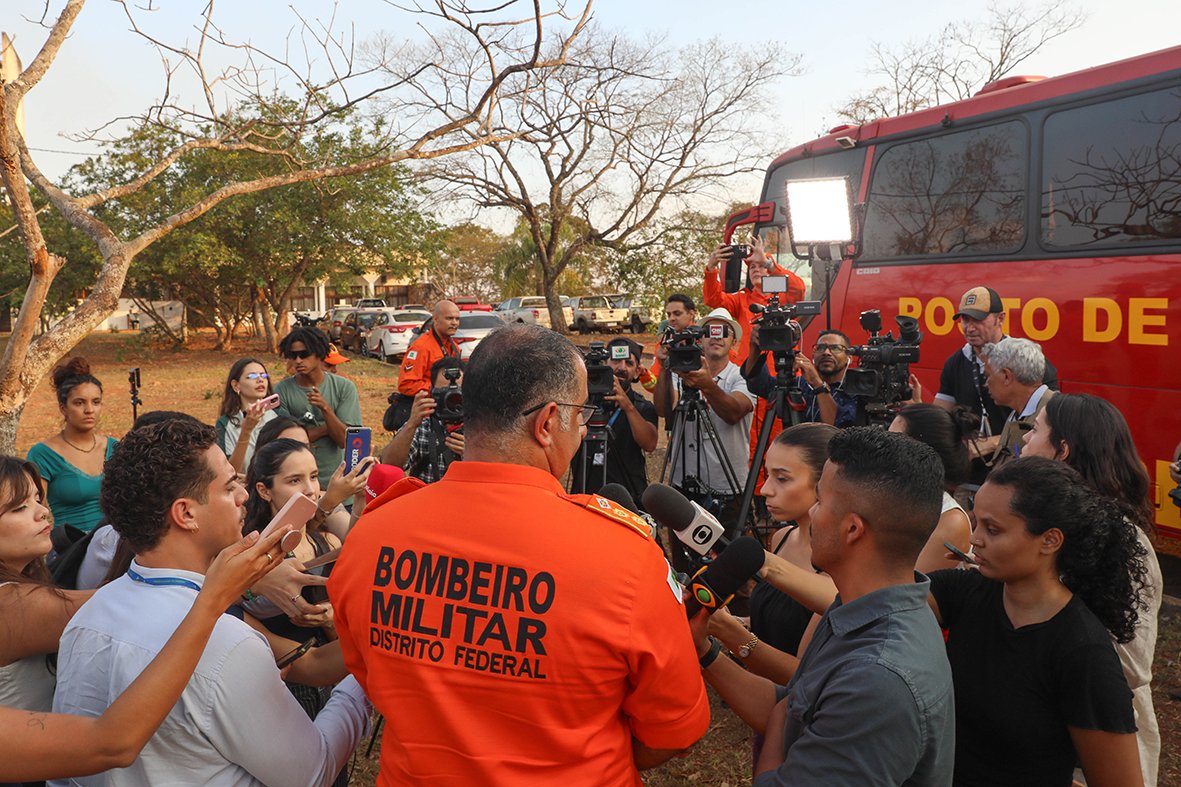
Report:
662,325,705,373
749,276,821,354
583,342,615,397
843,309,922,423
430,366,464,425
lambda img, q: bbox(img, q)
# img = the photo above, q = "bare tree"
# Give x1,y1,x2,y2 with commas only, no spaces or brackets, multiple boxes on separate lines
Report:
0,0,590,452
837,1,1085,125
419,25,798,331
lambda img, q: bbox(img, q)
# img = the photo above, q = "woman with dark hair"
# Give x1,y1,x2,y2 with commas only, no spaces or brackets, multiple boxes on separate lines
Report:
242,440,370,720
26,357,117,532
1022,392,1162,785
0,458,93,713
707,423,838,684
255,415,310,451
216,358,286,473
928,457,1146,786
889,403,974,572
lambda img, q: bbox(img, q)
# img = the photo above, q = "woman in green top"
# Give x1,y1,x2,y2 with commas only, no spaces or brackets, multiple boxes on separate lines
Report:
26,357,117,533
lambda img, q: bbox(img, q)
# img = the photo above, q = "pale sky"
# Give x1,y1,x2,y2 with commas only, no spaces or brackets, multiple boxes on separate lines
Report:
6,0,1180,192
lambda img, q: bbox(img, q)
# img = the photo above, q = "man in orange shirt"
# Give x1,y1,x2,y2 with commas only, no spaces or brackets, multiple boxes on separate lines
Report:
330,324,710,786
397,299,461,397
703,235,806,367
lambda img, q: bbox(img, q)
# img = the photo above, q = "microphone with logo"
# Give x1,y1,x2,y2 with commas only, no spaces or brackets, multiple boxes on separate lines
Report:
682,536,764,618
641,483,729,556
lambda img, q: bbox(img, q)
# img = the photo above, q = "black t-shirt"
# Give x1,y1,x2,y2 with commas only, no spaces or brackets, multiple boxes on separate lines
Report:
937,343,1059,436
929,569,1135,787
570,388,658,502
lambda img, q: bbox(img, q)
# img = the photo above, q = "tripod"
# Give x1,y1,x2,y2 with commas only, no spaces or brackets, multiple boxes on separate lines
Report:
660,382,749,572
569,402,610,495
734,350,807,542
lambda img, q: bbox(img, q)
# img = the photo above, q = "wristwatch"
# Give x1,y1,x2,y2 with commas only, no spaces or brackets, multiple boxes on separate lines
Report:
732,635,761,660
699,638,724,669
815,383,832,395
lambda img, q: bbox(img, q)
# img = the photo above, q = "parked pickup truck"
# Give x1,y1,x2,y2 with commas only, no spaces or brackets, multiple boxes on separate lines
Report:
606,293,653,334
496,295,574,330
568,295,630,334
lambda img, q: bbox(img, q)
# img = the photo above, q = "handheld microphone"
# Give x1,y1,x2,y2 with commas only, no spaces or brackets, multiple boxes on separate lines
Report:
683,536,764,618
599,483,661,534
641,483,729,555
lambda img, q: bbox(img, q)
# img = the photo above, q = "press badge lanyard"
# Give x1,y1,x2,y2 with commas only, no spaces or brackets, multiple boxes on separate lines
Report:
127,567,202,593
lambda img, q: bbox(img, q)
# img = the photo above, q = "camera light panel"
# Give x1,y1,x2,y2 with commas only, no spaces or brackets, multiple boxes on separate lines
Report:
786,177,853,245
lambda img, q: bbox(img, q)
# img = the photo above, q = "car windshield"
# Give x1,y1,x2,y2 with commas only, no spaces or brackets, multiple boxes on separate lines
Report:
358,313,380,327
581,296,609,309
394,312,429,323
460,314,504,329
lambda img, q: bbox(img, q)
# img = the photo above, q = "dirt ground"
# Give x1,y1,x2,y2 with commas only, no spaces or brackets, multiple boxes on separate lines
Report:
15,331,1181,785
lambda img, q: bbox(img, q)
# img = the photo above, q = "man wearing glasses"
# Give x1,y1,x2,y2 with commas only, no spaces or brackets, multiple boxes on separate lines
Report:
330,324,709,783
274,326,363,490
744,329,858,428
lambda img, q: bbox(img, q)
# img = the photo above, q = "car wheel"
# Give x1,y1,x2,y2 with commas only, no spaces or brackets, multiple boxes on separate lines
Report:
630,316,643,333
576,319,589,335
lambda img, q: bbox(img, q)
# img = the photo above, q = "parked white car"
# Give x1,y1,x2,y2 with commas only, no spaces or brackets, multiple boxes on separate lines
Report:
366,309,431,362
568,295,630,333
453,312,506,359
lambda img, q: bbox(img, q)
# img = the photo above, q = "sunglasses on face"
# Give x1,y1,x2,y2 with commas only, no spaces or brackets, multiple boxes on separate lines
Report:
813,343,848,354
284,350,314,360
243,372,269,380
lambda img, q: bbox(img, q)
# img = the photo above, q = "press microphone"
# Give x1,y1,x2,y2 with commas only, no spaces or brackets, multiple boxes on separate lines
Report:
641,483,729,555
683,536,764,618
598,483,639,514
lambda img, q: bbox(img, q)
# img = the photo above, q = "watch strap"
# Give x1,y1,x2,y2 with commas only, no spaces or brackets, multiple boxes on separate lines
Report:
699,638,723,669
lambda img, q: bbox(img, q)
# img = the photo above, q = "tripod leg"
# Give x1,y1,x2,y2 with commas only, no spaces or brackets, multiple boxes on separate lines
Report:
733,388,784,540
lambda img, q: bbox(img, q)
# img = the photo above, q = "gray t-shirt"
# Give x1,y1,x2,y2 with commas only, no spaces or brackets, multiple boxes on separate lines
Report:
754,575,955,786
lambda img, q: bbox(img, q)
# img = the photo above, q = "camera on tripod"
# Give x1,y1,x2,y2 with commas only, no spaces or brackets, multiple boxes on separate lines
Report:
662,326,705,373
749,276,821,353
843,309,922,418
430,367,464,425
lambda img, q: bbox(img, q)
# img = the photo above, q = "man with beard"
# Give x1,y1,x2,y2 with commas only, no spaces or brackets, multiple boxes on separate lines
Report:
744,329,858,428
571,338,659,500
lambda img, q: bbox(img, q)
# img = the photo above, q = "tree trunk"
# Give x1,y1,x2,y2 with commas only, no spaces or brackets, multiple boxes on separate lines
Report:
543,274,568,334
0,400,26,456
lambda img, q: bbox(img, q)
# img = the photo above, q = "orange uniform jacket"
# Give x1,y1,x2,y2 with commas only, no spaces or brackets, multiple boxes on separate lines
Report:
397,330,460,396
329,461,710,786
702,264,806,367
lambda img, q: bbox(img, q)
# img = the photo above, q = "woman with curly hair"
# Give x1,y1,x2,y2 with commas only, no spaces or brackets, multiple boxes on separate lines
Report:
1022,392,1162,785
26,358,118,533
928,457,1147,787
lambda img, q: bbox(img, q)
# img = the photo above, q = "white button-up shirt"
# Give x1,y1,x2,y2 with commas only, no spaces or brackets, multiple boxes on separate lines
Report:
52,561,369,786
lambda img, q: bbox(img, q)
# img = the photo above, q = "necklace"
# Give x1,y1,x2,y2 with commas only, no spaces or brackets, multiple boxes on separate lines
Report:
60,430,98,453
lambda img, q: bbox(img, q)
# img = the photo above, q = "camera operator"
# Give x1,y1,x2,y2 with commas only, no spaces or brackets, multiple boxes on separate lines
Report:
653,307,755,511
977,337,1055,469
571,338,659,499
704,234,805,366
646,294,698,391
743,327,859,428
385,300,462,431
380,356,465,483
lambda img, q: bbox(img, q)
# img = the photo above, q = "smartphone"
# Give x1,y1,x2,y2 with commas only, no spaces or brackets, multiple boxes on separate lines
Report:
344,427,372,474
260,492,317,553
259,393,281,411
943,541,977,565
275,637,317,669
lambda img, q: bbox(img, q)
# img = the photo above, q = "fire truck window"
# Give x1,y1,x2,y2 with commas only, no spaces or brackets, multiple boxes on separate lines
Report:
862,121,1027,259
1041,86,1181,249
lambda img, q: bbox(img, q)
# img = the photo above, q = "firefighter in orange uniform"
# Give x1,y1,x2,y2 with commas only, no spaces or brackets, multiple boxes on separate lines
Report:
330,325,709,786
397,299,462,396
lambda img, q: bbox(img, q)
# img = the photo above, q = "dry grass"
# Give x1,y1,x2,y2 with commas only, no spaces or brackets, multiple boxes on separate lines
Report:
15,331,1180,785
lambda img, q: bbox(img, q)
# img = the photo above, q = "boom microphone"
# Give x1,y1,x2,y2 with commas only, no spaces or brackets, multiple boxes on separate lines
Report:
683,536,764,618
641,483,729,555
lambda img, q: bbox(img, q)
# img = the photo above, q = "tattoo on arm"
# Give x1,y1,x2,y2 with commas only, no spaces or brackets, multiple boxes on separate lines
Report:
26,712,47,730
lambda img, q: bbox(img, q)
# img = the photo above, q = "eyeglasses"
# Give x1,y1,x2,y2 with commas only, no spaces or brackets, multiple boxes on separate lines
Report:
284,350,313,360
520,401,598,426
813,343,848,354
243,372,269,380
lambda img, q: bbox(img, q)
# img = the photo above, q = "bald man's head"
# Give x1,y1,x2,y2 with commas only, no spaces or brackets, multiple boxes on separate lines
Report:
434,300,461,338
